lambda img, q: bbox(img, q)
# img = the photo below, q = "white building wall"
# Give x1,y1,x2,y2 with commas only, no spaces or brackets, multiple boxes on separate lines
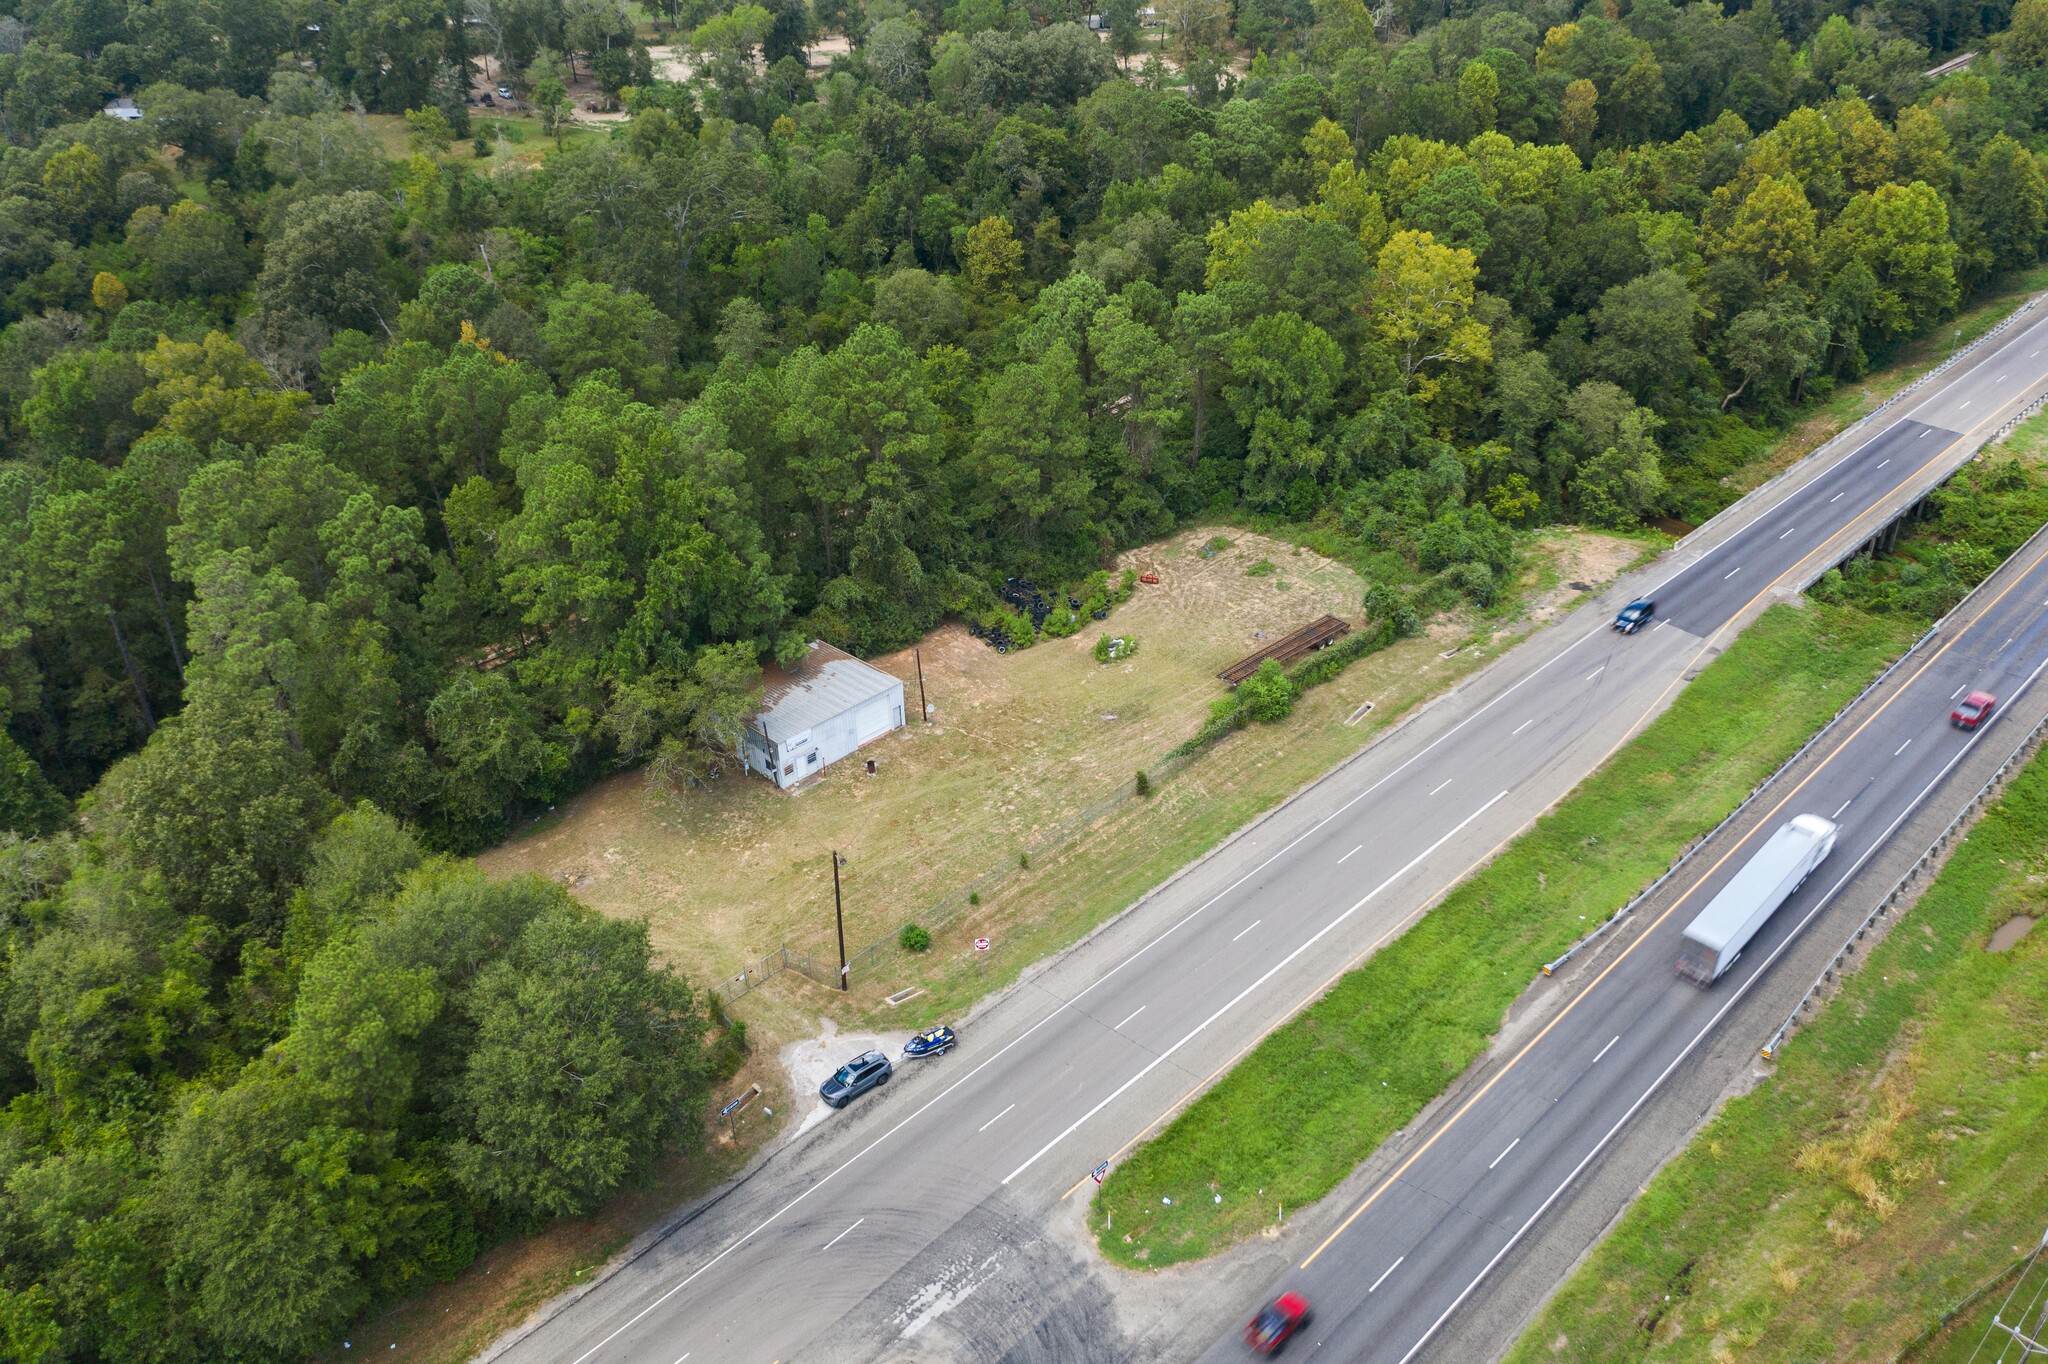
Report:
755,678,905,788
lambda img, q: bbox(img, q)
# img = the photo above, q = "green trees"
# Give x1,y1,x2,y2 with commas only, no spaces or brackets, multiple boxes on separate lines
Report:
256,192,395,340
87,689,332,926
0,0,2044,1346
451,906,706,1220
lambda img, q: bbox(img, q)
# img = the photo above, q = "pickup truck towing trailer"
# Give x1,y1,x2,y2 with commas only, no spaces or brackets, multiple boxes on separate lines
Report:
1675,814,1838,986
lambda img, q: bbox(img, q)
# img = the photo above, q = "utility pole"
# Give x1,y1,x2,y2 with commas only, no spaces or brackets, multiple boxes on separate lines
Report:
832,851,848,991
915,647,930,722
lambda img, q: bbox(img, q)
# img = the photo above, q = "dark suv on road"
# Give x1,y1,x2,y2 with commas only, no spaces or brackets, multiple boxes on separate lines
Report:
1613,599,1655,633
820,1051,892,1108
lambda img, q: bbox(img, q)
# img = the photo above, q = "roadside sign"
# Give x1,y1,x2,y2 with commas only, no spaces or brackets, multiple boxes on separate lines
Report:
974,937,991,951
1091,1161,1110,1185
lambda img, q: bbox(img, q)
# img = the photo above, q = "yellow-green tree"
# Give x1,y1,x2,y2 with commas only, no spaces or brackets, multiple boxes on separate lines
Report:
135,334,314,449
1711,174,1819,285
1822,181,1959,343
1368,229,1490,406
963,216,1024,305
1559,79,1598,163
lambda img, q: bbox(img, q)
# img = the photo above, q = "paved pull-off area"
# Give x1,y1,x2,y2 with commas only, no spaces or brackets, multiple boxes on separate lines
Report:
484,308,2048,1364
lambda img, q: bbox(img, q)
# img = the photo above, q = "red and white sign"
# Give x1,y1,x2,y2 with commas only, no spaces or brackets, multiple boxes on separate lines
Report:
974,937,991,952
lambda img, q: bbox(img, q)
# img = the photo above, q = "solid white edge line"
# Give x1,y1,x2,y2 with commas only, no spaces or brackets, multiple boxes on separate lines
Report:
979,1103,1016,1133
822,1218,864,1251
554,628,1620,1362
1391,645,2048,1364
1370,1256,1406,1292
562,320,2048,1364
1487,1138,1520,1170
999,793,1509,1187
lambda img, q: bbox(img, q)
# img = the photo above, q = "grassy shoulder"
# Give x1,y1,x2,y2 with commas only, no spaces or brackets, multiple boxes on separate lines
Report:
1089,600,1923,1268
1504,738,2048,1364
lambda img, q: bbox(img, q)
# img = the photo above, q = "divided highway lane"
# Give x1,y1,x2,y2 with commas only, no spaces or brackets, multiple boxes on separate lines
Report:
490,309,2048,1364
1203,500,2048,1364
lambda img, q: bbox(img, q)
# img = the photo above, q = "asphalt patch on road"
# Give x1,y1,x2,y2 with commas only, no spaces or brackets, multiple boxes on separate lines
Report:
818,1191,1130,1364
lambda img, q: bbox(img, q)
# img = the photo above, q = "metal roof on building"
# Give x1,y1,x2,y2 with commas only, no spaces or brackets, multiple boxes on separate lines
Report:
749,642,901,744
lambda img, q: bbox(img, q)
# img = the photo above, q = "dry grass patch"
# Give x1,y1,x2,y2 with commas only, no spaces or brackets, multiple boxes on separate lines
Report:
481,526,1369,997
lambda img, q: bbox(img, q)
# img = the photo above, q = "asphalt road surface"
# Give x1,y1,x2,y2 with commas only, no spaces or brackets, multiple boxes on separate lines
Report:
487,308,2048,1364
1202,505,2048,1364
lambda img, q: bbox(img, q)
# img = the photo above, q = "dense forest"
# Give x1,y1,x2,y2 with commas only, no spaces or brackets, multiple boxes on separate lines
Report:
3,0,2048,1348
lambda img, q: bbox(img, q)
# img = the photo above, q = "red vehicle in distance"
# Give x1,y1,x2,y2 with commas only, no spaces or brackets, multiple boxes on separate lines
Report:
1953,691,1997,730
1244,1292,1312,1355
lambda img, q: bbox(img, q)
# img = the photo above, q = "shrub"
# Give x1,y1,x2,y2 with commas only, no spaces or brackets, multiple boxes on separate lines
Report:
1093,634,1139,663
1363,582,1420,637
1236,658,1299,723
1441,560,1498,607
1246,558,1276,577
1019,851,1030,869
898,923,932,953
969,891,980,905
1289,619,1396,690
1200,535,1234,557
1135,769,1151,797
979,604,1036,649
1042,606,1086,638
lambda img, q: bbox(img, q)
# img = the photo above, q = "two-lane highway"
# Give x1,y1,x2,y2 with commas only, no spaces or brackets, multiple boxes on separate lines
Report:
489,303,2048,1364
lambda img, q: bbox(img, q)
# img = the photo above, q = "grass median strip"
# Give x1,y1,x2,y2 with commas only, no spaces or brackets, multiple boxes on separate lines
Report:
1505,736,2048,1364
1089,601,1923,1269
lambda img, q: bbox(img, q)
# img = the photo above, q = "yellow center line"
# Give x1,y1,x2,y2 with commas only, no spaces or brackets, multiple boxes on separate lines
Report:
1297,397,2048,1270
1069,360,2044,1220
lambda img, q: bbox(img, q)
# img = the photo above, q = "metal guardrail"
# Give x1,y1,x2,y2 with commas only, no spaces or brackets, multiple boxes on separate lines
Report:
1540,620,1941,978
1543,302,2048,983
1755,508,2048,1056
1675,296,2039,551
1994,386,2048,443
1759,702,2048,1060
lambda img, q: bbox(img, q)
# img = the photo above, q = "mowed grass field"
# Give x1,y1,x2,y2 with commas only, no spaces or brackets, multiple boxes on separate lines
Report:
480,526,1644,1037
1507,740,2048,1364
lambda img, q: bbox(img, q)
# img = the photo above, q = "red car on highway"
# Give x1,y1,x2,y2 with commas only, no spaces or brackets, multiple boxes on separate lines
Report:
1244,1292,1311,1354
1953,691,1997,730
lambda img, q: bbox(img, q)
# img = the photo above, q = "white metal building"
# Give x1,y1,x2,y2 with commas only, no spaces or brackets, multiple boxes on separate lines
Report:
743,641,905,789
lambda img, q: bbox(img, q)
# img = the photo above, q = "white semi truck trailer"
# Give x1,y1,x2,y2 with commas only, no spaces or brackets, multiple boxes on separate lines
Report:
1675,814,1838,986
